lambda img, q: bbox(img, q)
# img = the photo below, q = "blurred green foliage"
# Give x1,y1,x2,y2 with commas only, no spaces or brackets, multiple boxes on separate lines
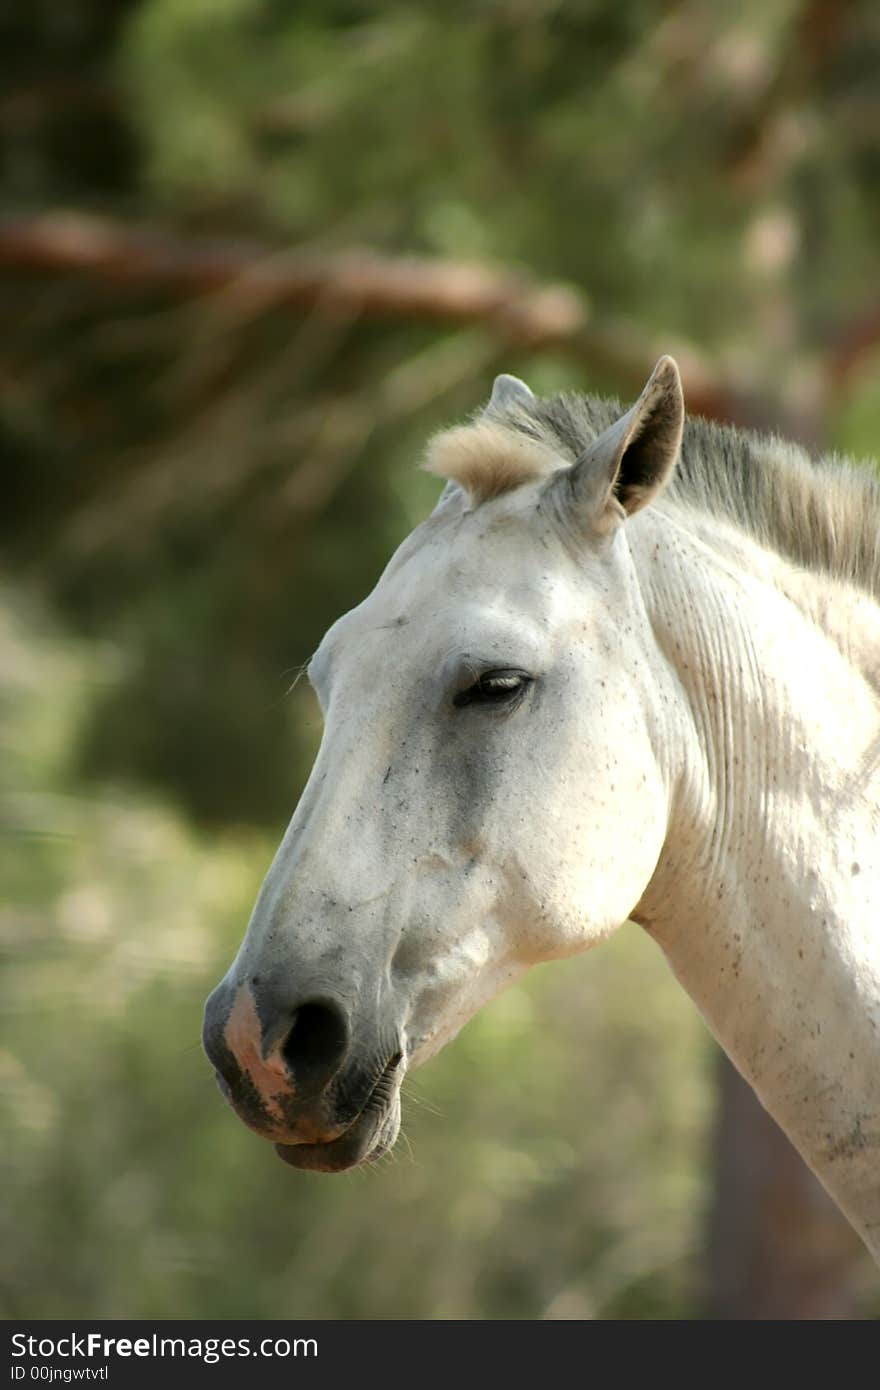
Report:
2,0,880,1319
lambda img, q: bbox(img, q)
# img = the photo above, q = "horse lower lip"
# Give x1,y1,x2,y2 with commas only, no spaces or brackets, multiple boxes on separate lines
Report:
275,1107,388,1172
274,1063,402,1172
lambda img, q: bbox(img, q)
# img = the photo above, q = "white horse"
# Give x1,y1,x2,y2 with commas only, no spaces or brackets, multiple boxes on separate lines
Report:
204,357,880,1261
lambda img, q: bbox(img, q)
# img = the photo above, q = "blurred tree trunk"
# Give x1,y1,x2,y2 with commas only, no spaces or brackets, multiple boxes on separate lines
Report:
705,1052,865,1318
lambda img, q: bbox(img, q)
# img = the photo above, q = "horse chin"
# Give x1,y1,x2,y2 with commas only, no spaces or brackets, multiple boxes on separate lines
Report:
274,1093,401,1173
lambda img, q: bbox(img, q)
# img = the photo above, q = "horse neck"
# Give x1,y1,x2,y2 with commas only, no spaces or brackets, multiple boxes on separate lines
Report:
627,508,880,1258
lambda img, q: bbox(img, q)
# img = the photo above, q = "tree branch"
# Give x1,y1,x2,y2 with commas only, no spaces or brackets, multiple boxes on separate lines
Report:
0,209,786,430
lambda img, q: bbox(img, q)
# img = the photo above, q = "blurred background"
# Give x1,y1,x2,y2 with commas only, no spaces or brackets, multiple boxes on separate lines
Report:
2,0,880,1319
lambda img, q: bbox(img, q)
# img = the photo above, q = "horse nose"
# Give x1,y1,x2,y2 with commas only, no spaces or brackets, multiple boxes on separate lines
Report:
203,976,351,1102
279,997,351,1095
202,980,239,1086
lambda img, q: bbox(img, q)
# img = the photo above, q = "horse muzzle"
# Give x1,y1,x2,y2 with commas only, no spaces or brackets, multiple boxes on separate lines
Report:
202,976,404,1171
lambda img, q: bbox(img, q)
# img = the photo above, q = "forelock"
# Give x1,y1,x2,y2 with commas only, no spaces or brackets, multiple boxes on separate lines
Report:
422,419,563,504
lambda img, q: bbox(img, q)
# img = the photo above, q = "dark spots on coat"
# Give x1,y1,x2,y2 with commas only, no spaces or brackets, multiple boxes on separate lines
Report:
851,861,860,875
382,764,392,785
823,1115,876,1163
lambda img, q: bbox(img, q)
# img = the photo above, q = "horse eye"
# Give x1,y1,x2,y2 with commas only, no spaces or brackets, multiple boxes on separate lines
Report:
453,670,532,710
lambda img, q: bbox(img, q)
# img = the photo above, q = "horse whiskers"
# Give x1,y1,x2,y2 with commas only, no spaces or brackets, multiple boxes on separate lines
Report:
401,1080,444,1118
282,659,312,698
395,1126,417,1166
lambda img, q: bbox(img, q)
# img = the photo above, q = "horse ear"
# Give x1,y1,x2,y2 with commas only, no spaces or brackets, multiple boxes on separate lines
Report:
485,373,535,414
555,356,684,531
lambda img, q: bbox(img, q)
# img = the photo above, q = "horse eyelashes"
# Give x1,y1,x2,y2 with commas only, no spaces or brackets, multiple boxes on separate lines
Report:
453,672,532,710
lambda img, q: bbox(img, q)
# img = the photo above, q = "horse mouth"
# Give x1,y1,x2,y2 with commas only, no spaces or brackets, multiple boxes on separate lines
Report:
274,1057,403,1173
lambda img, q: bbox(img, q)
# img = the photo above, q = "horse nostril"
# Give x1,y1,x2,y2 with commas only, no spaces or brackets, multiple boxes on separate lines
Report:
281,998,350,1094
